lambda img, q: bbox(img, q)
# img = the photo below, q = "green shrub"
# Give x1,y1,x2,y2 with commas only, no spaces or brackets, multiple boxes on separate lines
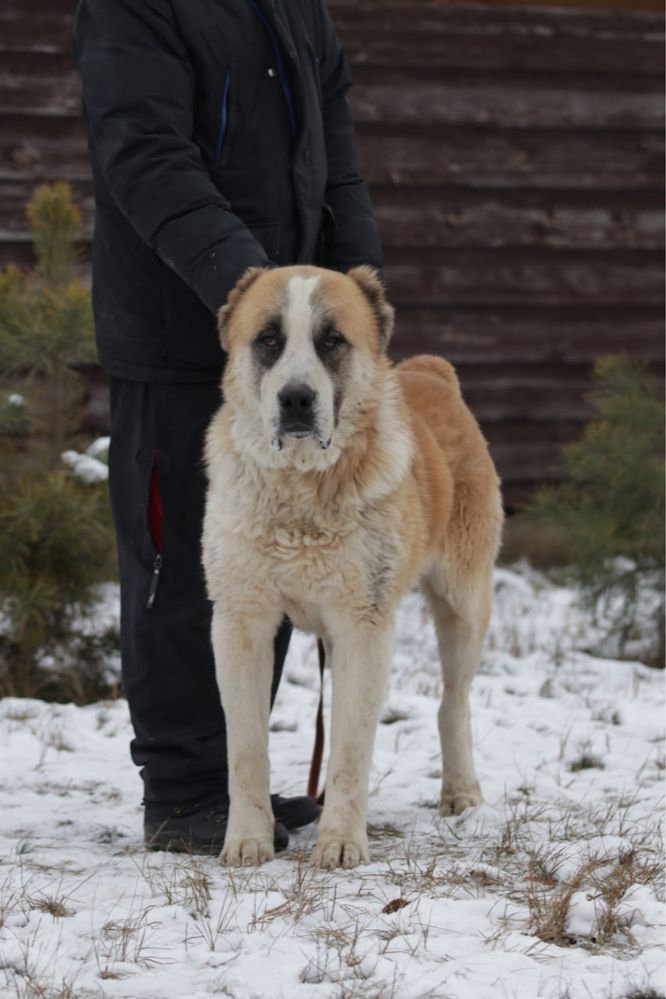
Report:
0,183,118,701
528,355,664,666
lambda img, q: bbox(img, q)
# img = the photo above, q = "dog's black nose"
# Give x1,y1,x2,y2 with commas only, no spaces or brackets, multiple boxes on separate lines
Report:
278,383,316,435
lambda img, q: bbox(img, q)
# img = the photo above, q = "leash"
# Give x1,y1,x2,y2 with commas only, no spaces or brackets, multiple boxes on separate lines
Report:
307,638,326,805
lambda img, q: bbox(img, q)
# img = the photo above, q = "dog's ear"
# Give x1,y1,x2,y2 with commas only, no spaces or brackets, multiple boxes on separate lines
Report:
217,267,266,352
347,265,394,350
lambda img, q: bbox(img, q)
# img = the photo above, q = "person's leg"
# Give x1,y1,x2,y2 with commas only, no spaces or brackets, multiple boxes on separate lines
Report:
107,378,295,814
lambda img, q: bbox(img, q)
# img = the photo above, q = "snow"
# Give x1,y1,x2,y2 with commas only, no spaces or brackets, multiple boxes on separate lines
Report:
0,565,664,999
61,437,110,484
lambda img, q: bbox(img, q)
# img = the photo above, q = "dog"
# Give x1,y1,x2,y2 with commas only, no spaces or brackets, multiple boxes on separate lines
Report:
202,265,503,869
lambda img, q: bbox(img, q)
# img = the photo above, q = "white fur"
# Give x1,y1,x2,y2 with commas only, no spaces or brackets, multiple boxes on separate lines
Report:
202,269,501,869
260,275,336,456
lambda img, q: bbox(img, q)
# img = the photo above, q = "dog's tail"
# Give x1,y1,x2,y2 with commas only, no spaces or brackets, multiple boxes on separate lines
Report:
395,354,460,393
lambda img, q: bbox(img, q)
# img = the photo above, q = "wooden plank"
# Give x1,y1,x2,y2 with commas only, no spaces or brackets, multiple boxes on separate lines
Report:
3,60,663,131
5,31,662,78
372,194,664,249
349,80,664,131
2,241,660,310
487,442,564,484
480,418,586,444
2,117,661,193
389,307,664,363
330,1,665,21
0,57,80,116
382,250,665,306
464,380,592,422
355,128,664,190
3,181,662,252
0,1,76,53
1,2,662,54
0,116,89,180
339,32,665,76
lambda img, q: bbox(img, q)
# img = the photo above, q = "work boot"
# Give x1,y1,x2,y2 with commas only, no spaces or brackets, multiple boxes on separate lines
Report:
271,793,321,830
144,794,319,854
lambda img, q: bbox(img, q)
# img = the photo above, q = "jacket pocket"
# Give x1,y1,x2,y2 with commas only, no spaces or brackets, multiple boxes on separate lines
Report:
216,65,236,167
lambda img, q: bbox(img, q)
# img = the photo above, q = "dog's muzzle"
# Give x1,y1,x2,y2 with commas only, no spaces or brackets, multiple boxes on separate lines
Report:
278,383,317,439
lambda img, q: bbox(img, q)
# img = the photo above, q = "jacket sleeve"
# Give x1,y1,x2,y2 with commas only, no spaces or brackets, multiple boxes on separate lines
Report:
73,0,274,316
315,1,383,275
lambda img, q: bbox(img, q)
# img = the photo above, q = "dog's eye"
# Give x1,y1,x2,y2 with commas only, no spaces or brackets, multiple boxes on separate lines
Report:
322,332,344,350
258,332,279,349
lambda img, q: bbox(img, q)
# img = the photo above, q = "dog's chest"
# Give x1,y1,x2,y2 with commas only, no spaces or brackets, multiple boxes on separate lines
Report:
208,460,404,620
264,513,401,626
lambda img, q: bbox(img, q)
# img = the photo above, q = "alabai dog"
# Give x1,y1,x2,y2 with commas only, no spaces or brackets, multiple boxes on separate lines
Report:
202,265,503,869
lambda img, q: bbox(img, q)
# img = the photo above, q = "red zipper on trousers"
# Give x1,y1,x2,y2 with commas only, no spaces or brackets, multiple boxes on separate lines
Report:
146,452,163,610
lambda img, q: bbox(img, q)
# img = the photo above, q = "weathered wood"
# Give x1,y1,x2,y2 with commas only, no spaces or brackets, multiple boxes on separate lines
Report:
2,116,662,195
4,61,663,132
3,180,662,252
339,33,665,76
0,1,76,53
329,0,663,17
0,0,663,505
1,241,662,310
390,307,665,364
355,129,664,191
350,80,664,131
373,194,664,249
383,251,665,306
487,443,564,483
480,418,586,445
0,54,80,116
4,1,663,53
0,115,89,180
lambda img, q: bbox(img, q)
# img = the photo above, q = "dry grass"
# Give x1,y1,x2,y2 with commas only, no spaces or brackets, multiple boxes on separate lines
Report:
0,797,662,999
569,752,606,773
26,896,74,919
94,908,172,976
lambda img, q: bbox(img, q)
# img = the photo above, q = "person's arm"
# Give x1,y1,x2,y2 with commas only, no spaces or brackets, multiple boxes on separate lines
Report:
315,1,383,275
73,0,273,316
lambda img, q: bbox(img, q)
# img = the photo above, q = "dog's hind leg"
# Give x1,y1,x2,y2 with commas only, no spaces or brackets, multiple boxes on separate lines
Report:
212,602,284,866
311,618,395,870
423,567,492,816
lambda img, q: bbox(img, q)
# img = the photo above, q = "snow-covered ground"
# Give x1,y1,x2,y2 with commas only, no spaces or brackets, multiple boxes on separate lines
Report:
0,565,664,999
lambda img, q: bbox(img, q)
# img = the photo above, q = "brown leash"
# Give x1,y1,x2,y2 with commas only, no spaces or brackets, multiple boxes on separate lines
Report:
307,638,326,805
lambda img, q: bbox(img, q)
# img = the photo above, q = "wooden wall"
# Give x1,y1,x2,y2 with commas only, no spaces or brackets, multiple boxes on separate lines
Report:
0,0,664,506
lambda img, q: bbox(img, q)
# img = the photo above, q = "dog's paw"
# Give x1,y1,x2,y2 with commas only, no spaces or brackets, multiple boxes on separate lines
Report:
311,832,369,870
440,783,483,817
220,834,274,867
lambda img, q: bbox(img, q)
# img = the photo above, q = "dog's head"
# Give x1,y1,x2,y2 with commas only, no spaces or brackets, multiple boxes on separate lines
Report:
218,265,394,469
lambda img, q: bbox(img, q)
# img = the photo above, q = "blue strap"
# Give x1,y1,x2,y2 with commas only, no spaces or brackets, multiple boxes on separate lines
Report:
245,0,298,136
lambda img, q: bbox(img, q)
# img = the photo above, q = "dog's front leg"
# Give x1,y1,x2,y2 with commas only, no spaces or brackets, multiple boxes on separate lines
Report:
312,618,394,870
211,602,282,866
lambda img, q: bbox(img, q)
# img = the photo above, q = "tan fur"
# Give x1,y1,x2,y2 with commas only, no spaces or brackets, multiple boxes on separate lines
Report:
202,266,503,869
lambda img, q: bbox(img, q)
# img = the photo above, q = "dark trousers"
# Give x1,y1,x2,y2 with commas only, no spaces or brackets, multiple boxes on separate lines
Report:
108,377,292,807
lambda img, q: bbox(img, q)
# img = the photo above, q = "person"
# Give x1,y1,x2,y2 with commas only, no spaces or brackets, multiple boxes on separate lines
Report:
73,0,383,852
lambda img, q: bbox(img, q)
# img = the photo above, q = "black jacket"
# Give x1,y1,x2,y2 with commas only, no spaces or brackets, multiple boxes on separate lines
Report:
73,0,382,381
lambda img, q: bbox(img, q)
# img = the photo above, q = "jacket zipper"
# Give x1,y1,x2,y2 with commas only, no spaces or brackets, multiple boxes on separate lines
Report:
245,0,297,136
257,0,305,247
146,452,163,610
216,68,232,165
146,554,162,611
